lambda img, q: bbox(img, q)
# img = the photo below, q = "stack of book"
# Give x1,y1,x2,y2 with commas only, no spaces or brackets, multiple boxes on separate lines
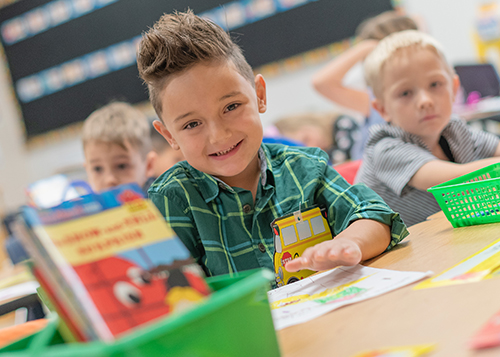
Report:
14,184,210,342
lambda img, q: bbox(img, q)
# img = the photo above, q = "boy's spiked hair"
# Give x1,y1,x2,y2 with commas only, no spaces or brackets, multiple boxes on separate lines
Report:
364,30,454,99
82,102,152,158
137,9,254,118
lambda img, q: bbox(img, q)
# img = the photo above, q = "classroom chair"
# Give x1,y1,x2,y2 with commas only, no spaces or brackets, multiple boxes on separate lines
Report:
334,160,362,185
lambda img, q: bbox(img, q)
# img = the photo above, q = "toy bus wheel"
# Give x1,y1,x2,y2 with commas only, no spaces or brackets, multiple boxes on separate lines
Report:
287,277,299,285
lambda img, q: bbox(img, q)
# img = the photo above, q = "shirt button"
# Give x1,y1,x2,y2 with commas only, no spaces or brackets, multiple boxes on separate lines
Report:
258,243,266,253
243,204,252,213
218,182,225,190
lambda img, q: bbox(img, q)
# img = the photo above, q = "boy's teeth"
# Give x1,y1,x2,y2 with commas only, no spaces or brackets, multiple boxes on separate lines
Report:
216,143,236,156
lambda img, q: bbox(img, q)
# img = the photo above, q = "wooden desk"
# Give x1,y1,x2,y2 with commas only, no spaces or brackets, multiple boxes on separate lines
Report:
278,213,500,357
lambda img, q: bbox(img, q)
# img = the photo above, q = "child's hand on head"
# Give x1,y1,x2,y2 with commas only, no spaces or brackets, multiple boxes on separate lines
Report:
285,238,362,273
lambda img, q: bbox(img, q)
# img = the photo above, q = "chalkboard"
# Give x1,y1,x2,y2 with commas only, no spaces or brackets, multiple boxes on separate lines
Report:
0,0,393,138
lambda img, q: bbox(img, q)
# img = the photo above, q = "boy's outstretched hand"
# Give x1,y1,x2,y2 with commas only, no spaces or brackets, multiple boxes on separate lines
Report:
285,219,391,273
285,238,362,272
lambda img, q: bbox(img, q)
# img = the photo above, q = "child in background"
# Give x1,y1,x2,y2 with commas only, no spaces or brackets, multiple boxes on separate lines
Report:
312,11,418,160
149,121,185,178
137,10,408,278
273,112,359,164
355,30,500,226
82,102,155,194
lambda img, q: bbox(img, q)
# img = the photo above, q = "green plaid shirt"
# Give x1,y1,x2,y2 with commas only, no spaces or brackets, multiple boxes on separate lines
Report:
149,143,408,277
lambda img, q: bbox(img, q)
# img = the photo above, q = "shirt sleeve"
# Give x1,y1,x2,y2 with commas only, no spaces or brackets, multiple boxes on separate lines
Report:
371,137,437,196
149,191,208,274
317,159,409,251
469,124,500,158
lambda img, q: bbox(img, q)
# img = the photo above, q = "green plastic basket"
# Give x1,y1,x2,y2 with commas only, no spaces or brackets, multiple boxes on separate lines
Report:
0,269,280,357
428,163,500,228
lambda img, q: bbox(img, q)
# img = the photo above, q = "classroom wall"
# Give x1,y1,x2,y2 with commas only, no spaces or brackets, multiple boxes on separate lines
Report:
0,0,492,212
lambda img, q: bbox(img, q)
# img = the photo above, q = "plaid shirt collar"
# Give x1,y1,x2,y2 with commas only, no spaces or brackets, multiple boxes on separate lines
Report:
192,145,273,203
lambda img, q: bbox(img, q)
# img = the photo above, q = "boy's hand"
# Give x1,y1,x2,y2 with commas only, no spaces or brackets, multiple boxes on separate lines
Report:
284,238,362,272
284,219,391,273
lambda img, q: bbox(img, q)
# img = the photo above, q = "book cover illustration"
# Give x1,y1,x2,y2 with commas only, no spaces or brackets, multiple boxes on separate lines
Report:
21,184,210,341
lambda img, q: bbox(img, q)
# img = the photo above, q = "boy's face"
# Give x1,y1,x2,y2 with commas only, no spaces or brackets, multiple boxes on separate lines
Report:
373,47,460,142
84,140,149,192
154,61,266,186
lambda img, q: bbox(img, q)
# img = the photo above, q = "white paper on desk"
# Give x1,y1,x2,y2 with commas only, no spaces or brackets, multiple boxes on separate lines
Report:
267,265,432,330
0,281,39,302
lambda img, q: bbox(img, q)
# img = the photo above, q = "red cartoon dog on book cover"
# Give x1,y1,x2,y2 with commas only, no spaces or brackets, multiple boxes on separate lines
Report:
75,250,210,336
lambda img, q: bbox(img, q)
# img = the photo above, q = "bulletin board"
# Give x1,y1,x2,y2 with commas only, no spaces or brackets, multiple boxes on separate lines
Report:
0,0,393,139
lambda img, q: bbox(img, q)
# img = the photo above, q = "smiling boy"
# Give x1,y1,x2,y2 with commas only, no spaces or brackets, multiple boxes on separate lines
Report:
138,10,408,278
356,30,500,226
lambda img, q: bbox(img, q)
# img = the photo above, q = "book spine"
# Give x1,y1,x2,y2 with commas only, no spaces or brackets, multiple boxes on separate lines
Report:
32,267,82,342
14,217,98,341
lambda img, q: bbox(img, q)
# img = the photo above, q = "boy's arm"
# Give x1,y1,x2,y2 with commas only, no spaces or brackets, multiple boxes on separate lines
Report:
311,40,378,117
409,141,500,191
285,152,407,273
286,219,390,272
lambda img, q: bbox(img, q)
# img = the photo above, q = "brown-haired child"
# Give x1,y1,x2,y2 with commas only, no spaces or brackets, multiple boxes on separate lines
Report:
137,10,408,278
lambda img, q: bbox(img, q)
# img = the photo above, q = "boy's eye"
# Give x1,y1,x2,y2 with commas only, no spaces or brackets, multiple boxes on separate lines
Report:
184,121,200,130
225,103,240,113
117,163,130,170
92,166,103,173
430,81,441,88
400,90,411,97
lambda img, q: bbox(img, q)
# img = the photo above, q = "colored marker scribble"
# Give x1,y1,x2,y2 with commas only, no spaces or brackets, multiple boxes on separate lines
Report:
352,344,435,357
451,271,489,281
271,276,370,309
314,286,366,304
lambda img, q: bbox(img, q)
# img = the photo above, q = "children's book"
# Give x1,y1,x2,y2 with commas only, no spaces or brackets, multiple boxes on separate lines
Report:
16,184,211,341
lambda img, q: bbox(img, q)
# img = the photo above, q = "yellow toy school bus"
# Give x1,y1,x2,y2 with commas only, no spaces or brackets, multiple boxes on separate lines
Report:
271,206,333,287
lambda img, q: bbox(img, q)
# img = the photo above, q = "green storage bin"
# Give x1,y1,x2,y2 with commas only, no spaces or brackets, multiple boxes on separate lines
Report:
0,269,280,357
428,163,500,228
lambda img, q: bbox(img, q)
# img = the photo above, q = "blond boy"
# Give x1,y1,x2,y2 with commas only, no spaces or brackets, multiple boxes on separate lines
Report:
82,102,155,193
356,30,500,226
137,10,408,278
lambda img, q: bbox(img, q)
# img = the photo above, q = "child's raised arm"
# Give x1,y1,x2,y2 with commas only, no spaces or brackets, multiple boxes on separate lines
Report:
285,219,390,272
312,40,378,117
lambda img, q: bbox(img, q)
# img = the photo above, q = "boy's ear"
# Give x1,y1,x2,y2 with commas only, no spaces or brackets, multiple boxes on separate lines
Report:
254,74,267,113
372,99,391,123
145,150,157,178
153,120,180,150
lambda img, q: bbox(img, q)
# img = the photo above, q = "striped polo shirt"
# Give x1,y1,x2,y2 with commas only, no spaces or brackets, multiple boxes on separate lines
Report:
148,143,408,277
355,117,499,227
